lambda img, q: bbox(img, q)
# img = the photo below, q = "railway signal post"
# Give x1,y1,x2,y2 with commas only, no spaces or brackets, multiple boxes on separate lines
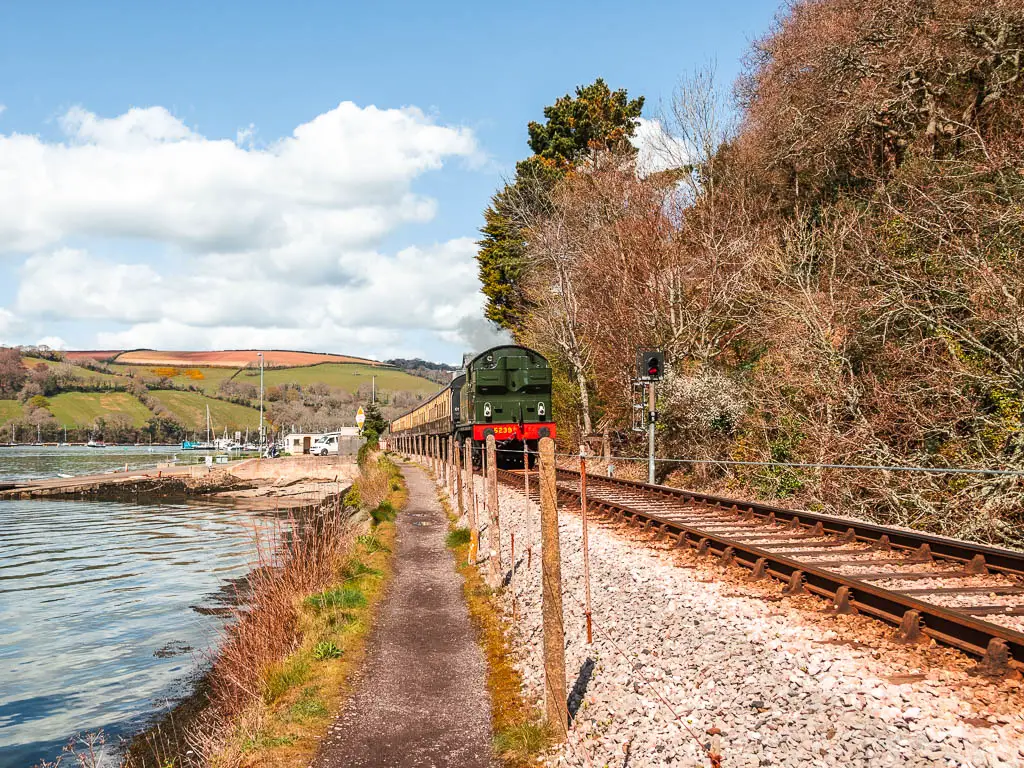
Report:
637,349,665,484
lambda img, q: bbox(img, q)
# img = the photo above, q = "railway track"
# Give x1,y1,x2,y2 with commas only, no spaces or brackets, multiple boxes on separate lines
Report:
496,467,1024,675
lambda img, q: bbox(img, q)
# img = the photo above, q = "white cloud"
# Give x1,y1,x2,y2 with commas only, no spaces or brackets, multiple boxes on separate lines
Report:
0,102,478,255
0,307,20,341
631,117,690,176
36,336,67,349
1,101,493,360
17,238,490,359
19,248,164,323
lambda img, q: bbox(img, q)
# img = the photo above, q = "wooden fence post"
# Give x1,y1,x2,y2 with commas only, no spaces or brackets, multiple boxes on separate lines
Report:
580,448,593,644
448,435,455,497
539,436,567,735
466,440,478,564
524,441,532,569
455,436,465,518
442,436,449,488
486,434,502,588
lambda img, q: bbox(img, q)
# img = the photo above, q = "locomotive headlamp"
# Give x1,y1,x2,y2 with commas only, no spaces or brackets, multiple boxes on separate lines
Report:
537,402,545,417
484,402,492,418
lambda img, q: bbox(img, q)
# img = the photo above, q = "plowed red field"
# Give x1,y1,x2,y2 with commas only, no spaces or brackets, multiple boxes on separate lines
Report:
63,350,124,362
65,349,383,368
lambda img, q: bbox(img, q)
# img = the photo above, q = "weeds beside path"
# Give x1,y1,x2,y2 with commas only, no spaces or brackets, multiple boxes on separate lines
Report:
121,452,405,768
311,461,493,768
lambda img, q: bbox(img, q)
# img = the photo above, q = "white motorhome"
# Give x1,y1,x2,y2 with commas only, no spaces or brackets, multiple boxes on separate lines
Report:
284,428,361,455
311,433,341,456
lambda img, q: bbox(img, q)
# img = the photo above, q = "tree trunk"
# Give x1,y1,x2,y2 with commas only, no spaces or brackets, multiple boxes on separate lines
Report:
576,368,593,436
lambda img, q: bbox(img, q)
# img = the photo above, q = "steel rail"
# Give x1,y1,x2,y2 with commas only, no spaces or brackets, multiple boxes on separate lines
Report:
495,468,1024,671
553,469,1024,577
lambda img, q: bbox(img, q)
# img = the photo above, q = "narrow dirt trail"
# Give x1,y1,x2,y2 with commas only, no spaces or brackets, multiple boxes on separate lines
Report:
312,463,493,767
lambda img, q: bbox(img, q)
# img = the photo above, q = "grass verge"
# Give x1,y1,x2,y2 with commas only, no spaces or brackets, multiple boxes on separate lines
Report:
429,466,551,767
123,451,406,768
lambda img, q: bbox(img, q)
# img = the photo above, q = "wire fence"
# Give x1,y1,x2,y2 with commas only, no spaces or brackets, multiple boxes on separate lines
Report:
406,446,724,767
476,444,1024,477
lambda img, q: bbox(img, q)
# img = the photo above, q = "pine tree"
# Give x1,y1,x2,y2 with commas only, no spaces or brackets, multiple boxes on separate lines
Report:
476,80,644,333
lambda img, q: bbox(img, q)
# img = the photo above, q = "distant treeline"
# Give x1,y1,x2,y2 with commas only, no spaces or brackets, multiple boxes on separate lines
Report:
385,358,456,386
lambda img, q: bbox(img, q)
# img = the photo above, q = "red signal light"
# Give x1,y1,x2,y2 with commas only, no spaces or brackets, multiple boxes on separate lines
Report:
636,349,665,381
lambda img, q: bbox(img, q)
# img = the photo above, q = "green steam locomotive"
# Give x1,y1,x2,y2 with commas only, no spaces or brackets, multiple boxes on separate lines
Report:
388,344,556,464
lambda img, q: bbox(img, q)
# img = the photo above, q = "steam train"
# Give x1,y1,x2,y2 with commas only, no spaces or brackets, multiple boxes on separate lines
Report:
388,345,556,466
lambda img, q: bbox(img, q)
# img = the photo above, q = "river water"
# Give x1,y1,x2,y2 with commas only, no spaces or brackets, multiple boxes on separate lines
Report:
0,448,276,767
0,445,183,483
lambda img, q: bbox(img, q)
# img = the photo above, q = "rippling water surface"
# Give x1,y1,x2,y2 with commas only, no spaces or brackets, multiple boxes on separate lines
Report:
0,445,182,484
0,493,275,767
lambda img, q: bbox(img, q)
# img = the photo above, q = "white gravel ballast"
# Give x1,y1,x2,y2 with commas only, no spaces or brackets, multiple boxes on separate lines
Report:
452,475,1024,768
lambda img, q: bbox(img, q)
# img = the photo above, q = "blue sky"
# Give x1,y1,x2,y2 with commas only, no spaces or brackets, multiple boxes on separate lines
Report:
0,0,779,364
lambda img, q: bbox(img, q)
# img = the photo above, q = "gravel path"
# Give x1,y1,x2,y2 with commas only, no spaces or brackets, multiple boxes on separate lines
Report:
312,464,493,767
456,475,1024,768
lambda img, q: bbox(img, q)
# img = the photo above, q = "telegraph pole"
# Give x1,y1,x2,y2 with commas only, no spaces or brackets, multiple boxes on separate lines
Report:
258,351,265,449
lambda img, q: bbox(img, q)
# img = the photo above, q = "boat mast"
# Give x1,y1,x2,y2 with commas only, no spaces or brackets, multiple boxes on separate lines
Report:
206,404,211,444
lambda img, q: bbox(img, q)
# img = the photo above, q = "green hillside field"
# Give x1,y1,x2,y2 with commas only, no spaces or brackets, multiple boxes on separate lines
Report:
46,392,153,427
148,390,262,431
1,359,440,430
108,364,239,393
105,362,439,397
0,400,22,423
235,363,440,396
22,357,126,385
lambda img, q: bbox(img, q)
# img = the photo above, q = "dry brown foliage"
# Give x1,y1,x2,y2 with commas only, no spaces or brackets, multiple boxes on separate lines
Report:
510,0,1024,545
189,502,357,763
